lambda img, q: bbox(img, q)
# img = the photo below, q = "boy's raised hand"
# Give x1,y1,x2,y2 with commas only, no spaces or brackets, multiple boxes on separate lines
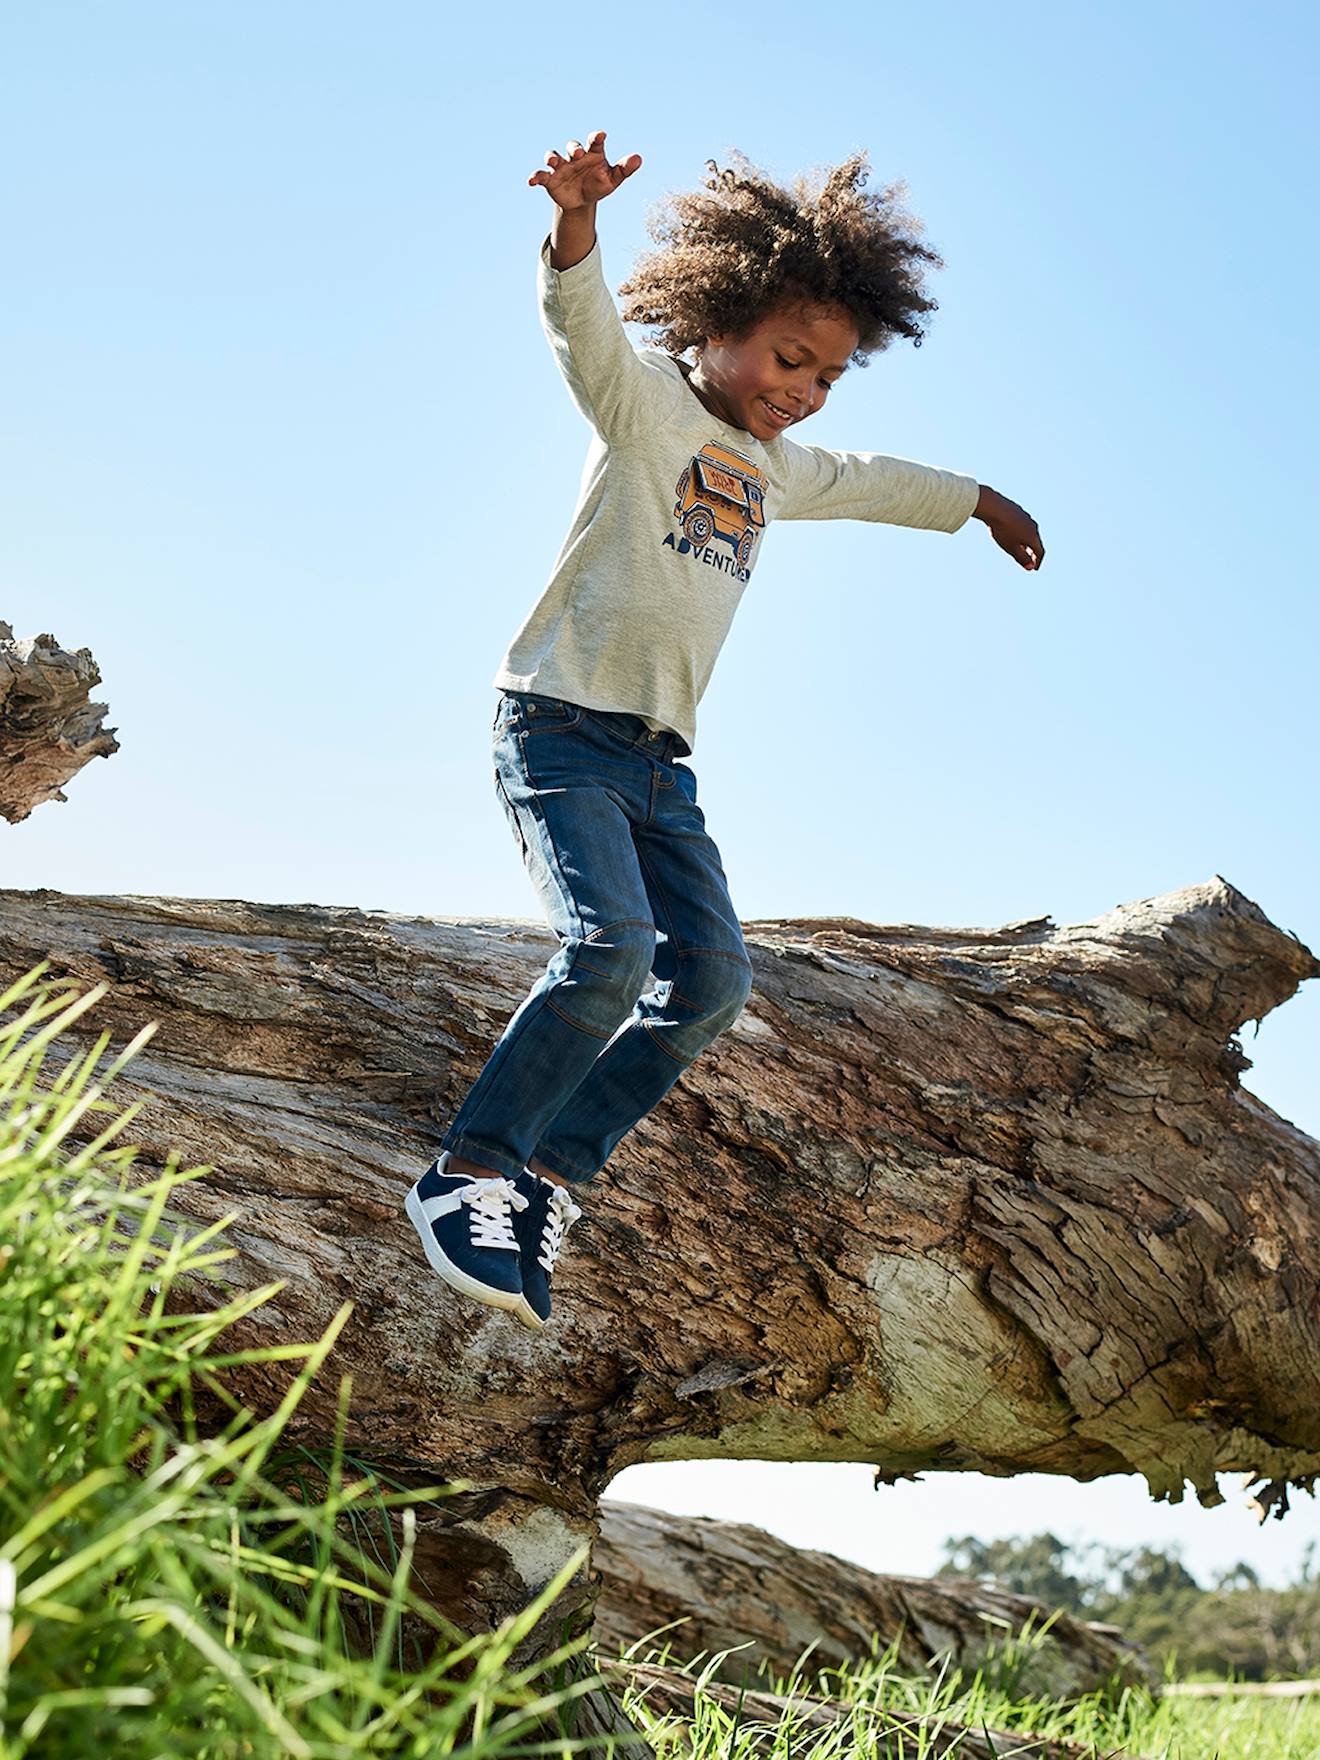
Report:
528,129,642,209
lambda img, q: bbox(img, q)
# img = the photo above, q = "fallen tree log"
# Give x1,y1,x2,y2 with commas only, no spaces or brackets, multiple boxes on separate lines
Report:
0,623,119,822
592,1501,1156,1698
1,875,1316,1738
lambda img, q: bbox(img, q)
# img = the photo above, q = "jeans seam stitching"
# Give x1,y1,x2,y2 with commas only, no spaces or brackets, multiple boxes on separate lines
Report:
642,1019,693,1065
544,995,614,1040
584,917,655,944
493,767,531,868
513,729,586,941
634,840,682,952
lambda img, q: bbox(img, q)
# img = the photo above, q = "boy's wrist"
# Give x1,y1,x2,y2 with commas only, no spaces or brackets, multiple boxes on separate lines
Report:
549,203,599,271
973,484,997,520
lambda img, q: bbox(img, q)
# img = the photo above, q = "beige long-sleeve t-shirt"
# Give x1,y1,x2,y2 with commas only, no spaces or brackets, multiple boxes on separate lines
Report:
492,233,981,755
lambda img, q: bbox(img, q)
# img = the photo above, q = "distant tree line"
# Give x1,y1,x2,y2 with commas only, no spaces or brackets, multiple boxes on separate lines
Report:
936,1532,1320,1680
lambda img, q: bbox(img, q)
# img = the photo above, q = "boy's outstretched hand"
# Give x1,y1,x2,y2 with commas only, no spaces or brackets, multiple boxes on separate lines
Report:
528,129,642,209
974,486,1045,570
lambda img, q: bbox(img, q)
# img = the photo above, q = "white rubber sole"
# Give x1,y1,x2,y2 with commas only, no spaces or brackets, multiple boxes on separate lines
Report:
514,1293,546,1331
404,1182,524,1315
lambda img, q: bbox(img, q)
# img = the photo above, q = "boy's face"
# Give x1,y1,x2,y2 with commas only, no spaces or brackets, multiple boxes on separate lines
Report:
694,300,860,441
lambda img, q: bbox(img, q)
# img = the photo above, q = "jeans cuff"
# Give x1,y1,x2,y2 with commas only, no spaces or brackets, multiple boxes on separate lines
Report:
530,1149,596,1186
441,1135,527,1182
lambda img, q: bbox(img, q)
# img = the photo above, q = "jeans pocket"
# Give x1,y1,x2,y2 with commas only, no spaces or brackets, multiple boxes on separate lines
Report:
518,693,584,731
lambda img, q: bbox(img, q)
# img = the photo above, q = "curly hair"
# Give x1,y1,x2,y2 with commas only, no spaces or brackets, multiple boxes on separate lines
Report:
616,148,946,366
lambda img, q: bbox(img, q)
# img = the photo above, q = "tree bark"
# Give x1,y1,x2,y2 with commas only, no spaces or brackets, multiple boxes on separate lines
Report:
1,875,1316,1700
593,1501,1156,1697
0,623,119,822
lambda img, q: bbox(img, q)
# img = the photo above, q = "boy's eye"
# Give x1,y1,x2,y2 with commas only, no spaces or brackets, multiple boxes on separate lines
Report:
775,352,836,390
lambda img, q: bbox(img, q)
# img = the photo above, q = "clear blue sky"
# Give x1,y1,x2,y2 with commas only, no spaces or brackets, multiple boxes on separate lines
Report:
5,1,1317,1591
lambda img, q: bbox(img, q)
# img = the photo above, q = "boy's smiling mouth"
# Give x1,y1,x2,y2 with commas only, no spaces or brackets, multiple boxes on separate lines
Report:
760,397,797,426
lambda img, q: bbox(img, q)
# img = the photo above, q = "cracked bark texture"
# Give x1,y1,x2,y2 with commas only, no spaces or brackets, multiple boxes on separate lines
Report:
0,622,119,822
0,874,1316,1683
593,1502,1155,1697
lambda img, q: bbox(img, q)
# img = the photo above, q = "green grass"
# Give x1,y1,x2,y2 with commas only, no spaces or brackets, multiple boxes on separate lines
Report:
0,963,614,1758
609,1621,1320,1758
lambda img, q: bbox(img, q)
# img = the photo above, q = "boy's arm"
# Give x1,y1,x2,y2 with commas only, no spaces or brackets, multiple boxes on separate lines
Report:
547,202,598,272
538,225,680,441
777,440,1046,569
532,132,679,442
776,439,981,532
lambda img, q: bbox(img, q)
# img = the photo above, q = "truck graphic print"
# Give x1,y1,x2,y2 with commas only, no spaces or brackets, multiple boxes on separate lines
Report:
674,442,767,572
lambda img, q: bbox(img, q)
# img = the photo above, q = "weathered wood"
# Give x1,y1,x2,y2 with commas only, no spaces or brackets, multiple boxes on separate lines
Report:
0,623,119,822
1,875,1317,1689
613,1659,1147,1759
593,1501,1156,1697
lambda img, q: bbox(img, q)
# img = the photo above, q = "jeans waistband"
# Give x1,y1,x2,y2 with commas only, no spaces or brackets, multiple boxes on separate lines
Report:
584,704,691,762
505,689,691,761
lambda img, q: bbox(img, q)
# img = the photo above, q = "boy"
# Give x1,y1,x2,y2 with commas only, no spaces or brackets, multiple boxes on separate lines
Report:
405,132,1044,1331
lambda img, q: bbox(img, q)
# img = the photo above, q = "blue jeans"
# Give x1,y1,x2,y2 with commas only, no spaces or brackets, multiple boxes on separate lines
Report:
441,691,754,1185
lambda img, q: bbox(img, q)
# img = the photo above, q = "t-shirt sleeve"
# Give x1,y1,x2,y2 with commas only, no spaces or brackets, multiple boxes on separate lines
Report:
776,438,981,532
539,234,682,442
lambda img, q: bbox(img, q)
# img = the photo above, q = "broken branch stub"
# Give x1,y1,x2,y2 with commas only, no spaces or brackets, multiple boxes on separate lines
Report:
0,622,119,822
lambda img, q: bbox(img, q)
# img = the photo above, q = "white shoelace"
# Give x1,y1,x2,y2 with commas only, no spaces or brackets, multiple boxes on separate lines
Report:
537,1184,582,1273
457,1177,527,1251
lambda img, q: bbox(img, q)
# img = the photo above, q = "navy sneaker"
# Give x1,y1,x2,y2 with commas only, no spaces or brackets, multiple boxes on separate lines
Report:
404,1149,529,1315
511,1168,583,1330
